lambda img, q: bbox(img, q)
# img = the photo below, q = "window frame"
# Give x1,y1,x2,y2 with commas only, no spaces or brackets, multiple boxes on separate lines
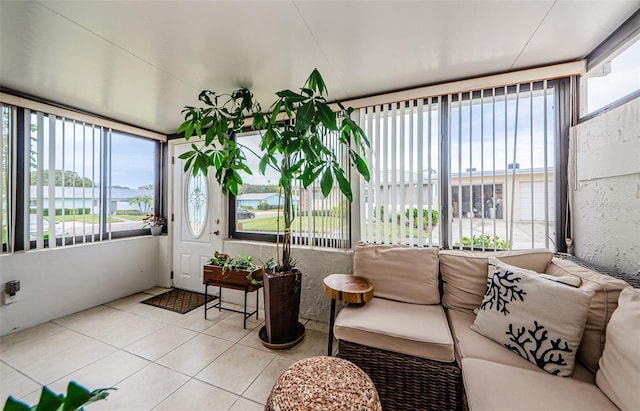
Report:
0,95,166,253
578,10,640,122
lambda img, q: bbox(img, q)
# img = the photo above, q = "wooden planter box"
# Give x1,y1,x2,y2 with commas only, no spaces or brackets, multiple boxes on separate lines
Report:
203,264,264,292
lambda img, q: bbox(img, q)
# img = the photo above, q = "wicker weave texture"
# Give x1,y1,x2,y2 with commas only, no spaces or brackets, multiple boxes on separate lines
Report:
265,356,382,411
338,340,462,411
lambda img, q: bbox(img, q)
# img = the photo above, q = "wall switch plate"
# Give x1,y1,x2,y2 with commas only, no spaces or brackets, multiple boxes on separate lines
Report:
4,292,18,304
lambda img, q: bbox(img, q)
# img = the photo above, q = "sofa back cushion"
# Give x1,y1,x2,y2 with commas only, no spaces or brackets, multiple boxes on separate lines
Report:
596,287,640,411
354,242,440,304
546,258,628,373
439,249,553,312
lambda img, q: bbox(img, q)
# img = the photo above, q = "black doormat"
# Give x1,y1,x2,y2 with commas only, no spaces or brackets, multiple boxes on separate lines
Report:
140,289,214,314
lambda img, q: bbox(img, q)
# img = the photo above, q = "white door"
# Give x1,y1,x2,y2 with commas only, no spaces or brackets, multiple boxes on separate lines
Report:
172,142,223,292
520,182,555,222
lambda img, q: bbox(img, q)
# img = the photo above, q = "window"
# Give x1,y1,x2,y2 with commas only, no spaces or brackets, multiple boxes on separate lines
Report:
448,84,556,250
231,130,350,248
0,94,164,252
360,81,559,251
109,131,157,233
580,33,640,117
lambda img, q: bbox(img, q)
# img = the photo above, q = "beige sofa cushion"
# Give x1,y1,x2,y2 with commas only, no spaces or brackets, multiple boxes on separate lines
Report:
334,297,454,362
439,249,553,312
546,257,628,373
447,308,595,384
462,358,618,411
354,242,440,304
596,287,640,411
471,258,592,377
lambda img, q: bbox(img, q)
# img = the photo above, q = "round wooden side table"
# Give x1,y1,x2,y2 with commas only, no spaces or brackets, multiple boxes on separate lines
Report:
323,274,374,356
265,356,382,411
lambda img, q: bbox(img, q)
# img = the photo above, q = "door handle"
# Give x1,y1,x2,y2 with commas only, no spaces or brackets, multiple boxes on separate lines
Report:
211,230,220,236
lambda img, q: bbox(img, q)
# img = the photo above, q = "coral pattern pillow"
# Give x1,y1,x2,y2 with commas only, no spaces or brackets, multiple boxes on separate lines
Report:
471,258,593,377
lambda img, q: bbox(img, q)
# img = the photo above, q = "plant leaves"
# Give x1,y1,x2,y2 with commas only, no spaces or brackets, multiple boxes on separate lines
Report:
316,102,337,131
276,90,306,102
307,68,327,95
259,155,269,175
33,386,64,411
295,101,314,133
352,151,370,182
320,167,333,197
177,151,194,160
61,381,92,410
204,125,215,146
176,120,190,135
333,166,353,202
2,396,31,411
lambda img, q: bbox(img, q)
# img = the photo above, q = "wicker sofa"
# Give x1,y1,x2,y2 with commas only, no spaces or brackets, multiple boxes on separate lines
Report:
333,243,638,411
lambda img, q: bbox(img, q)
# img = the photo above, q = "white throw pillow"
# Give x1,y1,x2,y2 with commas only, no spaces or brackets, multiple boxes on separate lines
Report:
471,257,593,377
596,287,640,410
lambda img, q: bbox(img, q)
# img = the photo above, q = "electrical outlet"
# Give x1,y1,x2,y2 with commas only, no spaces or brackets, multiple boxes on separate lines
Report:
4,292,18,304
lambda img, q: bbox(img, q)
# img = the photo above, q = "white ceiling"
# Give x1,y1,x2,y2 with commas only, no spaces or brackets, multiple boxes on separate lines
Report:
1,1,638,135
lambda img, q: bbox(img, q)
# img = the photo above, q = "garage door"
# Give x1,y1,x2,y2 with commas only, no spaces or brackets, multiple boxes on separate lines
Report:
520,182,555,221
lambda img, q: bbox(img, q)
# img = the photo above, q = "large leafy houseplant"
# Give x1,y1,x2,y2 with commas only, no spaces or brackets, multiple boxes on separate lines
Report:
178,69,370,344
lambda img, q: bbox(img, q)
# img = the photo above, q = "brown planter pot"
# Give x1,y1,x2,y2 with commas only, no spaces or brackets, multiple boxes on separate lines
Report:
203,265,263,292
263,269,304,346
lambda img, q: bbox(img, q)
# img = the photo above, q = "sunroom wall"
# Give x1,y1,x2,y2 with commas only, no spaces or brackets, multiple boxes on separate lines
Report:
0,236,163,336
572,96,640,276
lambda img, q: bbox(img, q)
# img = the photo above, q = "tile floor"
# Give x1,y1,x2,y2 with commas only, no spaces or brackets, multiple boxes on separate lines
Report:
0,287,335,410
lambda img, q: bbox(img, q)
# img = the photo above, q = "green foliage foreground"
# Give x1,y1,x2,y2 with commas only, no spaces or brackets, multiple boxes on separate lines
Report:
3,381,114,411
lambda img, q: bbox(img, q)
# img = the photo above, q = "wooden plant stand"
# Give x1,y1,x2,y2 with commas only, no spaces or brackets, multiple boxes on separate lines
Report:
203,264,264,329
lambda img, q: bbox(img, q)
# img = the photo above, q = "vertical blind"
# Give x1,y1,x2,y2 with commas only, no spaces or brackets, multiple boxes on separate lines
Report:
26,109,107,249
234,127,351,249
1,104,14,252
359,80,557,250
360,99,440,247
291,128,350,249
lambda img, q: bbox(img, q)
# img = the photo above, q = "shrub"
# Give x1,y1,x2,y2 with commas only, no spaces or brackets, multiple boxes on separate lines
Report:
402,207,439,228
257,202,270,210
331,200,349,218
455,234,510,249
115,209,143,216
29,208,91,216
372,205,385,222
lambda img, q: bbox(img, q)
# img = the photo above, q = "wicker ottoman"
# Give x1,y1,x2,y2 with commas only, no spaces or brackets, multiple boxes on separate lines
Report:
265,356,382,411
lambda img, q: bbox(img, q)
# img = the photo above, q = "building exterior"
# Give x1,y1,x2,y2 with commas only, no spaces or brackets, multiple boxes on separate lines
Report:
236,192,285,209
28,186,155,214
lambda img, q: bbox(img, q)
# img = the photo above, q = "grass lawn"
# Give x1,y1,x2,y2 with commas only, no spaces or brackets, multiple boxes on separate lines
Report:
55,214,113,223
54,213,148,223
239,216,346,234
363,222,439,241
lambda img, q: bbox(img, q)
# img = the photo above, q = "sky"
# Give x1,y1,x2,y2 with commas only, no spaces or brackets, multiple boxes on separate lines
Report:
37,122,155,189
585,38,640,114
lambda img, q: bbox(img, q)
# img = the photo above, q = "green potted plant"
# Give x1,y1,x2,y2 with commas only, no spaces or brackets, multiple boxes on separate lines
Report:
177,69,370,347
204,251,263,290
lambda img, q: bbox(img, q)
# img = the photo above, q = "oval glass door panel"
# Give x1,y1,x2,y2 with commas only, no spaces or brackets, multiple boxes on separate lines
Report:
185,169,208,238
